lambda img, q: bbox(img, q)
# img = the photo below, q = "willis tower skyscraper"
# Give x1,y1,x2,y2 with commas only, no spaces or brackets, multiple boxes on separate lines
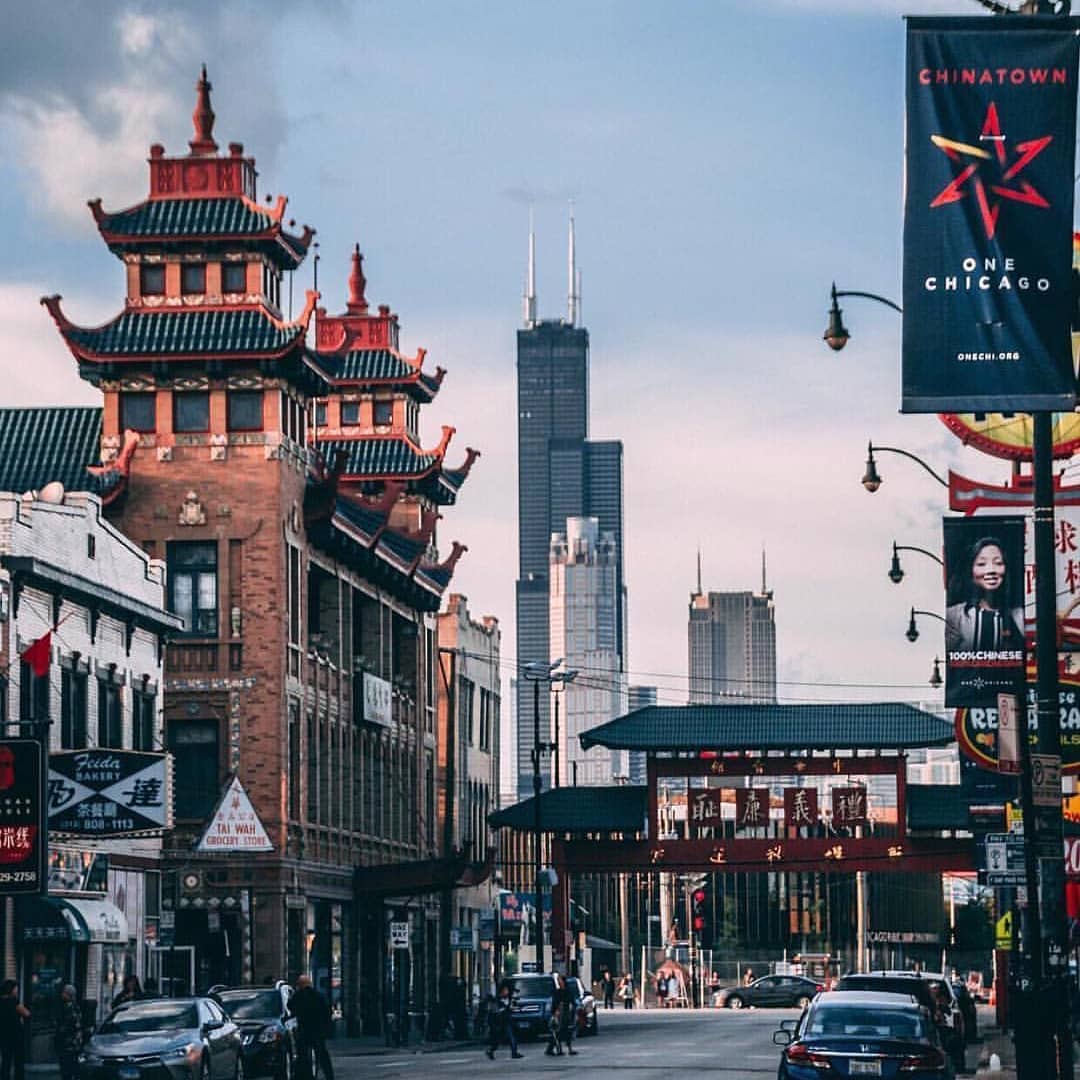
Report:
515,213,626,796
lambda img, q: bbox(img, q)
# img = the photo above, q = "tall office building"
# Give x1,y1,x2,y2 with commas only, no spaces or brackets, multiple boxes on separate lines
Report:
627,685,658,784
516,216,626,796
688,554,777,704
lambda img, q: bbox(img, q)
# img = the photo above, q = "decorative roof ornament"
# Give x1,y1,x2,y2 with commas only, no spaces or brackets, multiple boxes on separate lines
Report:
347,244,369,315
189,64,218,156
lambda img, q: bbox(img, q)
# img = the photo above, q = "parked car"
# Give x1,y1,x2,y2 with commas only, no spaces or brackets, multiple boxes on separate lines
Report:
506,974,556,1039
79,998,242,1080
834,971,965,1073
564,977,597,1036
211,984,296,1080
773,990,955,1079
716,974,824,1010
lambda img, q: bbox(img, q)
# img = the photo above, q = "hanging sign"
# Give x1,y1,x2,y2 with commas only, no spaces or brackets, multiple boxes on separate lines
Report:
49,751,171,836
196,776,272,852
997,694,1022,774
389,921,410,949
943,515,1026,707
0,740,45,895
902,18,1080,413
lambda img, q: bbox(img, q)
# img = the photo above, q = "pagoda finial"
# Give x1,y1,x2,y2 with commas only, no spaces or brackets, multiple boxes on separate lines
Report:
189,64,218,156
347,243,369,314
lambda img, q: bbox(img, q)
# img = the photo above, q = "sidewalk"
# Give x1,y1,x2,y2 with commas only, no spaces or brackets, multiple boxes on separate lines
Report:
974,1027,1016,1078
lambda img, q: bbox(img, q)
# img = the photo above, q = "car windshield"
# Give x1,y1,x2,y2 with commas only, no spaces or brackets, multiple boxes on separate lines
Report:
215,991,281,1020
805,1006,928,1040
100,1003,199,1034
508,977,555,998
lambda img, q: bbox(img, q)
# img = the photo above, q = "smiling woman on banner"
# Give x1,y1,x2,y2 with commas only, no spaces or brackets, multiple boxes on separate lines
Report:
945,536,1025,652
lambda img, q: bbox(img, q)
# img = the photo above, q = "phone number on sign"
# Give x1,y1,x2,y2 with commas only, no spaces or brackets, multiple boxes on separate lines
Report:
0,871,36,884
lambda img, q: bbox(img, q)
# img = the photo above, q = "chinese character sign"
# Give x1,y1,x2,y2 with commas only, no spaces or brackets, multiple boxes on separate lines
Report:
784,787,819,828
1024,510,1080,651
943,515,1026,707
49,751,171,835
689,790,721,827
0,740,45,895
734,787,770,830
832,786,868,828
902,20,1079,412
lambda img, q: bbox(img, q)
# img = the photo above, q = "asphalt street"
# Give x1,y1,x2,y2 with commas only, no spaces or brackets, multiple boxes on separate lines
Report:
340,1007,797,1077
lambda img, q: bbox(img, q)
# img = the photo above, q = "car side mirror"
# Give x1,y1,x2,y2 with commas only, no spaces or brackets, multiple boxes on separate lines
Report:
779,1018,797,1032
203,1020,224,1033
772,1030,794,1046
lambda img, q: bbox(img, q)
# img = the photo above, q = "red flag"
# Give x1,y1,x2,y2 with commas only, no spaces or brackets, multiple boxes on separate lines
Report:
20,632,51,677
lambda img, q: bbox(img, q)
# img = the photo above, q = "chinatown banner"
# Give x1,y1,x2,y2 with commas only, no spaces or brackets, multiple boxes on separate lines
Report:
902,19,1079,413
0,740,46,895
943,515,1026,706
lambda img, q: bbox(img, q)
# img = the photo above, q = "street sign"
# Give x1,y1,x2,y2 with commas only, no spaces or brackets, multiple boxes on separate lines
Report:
985,832,1027,886
450,927,475,951
389,921,410,950
196,776,272,852
1031,754,1062,808
996,911,1014,951
49,750,171,835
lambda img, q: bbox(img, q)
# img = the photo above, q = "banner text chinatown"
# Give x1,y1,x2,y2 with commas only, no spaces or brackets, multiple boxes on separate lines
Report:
918,68,1068,86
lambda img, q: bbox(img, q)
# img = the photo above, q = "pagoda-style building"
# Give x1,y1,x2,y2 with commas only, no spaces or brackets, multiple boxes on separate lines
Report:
41,69,481,1033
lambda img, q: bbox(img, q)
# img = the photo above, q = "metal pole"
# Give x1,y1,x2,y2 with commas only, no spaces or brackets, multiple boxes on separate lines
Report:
532,677,544,973
553,689,560,789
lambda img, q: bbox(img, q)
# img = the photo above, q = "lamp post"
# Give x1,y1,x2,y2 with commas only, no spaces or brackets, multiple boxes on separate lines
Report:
823,282,902,351
888,541,943,584
550,670,579,788
904,607,945,644
861,442,948,493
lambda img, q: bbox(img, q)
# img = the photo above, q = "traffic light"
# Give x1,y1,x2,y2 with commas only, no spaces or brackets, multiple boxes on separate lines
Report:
692,887,706,932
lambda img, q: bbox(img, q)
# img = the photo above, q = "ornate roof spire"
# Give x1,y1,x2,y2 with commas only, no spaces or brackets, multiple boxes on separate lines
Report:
347,243,369,314
189,64,218,156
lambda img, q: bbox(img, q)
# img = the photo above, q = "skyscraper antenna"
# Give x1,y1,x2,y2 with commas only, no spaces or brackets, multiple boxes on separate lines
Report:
696,547,703,596
524,207,537,328
567,202,579,326
761,548,768,595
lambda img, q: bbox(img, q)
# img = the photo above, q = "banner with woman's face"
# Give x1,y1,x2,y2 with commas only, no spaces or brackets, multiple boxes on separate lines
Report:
943,515,1026,707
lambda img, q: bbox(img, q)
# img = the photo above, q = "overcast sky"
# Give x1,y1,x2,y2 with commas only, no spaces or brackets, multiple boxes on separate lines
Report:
4,1,1034,769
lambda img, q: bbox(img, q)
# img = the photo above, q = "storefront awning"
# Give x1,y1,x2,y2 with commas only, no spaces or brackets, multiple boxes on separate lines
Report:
17,896,128,944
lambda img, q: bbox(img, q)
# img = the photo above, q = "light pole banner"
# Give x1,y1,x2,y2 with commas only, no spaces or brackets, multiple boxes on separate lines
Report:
944,514,1026,706
902,18,1079,413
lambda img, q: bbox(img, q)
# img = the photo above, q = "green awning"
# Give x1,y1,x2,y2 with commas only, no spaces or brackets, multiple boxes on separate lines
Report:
17,895,128,944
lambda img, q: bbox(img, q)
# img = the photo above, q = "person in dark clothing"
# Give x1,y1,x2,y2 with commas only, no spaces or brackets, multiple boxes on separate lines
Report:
54,985,82,1080
289,976,334,1080
0,979,29,1080
112,975,142,1009
545,975,576,1057
600,970,615,1010
484,982,522,1061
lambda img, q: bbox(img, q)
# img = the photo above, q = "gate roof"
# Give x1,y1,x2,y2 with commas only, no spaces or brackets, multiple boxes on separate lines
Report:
579,702,953,753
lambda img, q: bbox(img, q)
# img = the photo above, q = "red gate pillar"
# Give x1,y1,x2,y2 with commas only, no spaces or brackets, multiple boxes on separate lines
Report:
552,839,571,972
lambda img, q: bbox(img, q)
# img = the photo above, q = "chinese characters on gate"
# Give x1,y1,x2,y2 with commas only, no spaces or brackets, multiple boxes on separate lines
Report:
690,784,867,832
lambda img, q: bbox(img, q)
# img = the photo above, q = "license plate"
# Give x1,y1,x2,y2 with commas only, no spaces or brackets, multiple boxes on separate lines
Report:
118,1068,140,1080
850,1062,881,1076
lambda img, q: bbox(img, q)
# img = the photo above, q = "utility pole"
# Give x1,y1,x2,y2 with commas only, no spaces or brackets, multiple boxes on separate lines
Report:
437,648,458,1017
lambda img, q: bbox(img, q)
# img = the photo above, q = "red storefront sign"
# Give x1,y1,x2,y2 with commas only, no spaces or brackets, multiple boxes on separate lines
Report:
0,740,45,895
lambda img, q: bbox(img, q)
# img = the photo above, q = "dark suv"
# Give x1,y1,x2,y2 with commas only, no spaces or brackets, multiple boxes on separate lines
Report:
211,984,296,1080
506,974,556,1039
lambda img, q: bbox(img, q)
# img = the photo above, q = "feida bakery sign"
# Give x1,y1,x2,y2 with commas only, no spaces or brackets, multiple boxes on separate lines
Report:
956,678,1080,774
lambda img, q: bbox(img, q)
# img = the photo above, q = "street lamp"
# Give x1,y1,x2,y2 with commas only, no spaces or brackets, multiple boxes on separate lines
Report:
905,607,944,643
929,657,943,690
888,541,944,584
823,282,903,351
551,669,579,788
861,442,948,493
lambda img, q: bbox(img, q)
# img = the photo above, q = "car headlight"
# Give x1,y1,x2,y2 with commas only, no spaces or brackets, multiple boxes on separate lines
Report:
78,1052,103,1067
163,1043,201,1065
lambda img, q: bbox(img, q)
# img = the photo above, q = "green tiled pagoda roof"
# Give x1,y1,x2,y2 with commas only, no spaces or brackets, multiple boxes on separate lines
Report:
0,408,108,495
64,309,303,358
906,785,968,831
488,786,647,834
309,349,442,398
317,437,438,477
95,197,310,266
580,703,954,752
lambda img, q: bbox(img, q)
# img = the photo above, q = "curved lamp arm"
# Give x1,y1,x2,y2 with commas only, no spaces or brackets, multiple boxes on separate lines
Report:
863,442,948,492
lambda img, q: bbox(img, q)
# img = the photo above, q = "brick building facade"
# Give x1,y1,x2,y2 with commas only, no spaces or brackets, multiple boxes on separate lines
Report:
42,70,482,1034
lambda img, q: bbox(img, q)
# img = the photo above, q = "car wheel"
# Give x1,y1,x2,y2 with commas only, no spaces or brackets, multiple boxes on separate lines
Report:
795,995,811,1010
727,996,745,1010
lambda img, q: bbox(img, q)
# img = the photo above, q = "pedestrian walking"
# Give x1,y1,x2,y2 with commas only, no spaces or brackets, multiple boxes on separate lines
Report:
742,967,754,988
618,972,634,1010
54,986,82,1080
0,979,29,1080
655,972,667,1008
545,974,576,1057
600,969,615,1010
289,975,334,1080
112,975,143,1009
484,981,523,1061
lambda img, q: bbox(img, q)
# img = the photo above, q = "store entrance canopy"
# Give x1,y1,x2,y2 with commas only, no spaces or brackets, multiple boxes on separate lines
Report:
18,896,128,944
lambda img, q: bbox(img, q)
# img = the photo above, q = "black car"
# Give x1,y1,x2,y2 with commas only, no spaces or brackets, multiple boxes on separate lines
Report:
80,998,242,1080
716,974,824,1010
506,974,573,1039
774,991,955,1079
212,985,296,1080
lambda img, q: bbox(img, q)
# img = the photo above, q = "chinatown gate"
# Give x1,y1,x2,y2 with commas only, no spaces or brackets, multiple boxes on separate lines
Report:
492,702,976,975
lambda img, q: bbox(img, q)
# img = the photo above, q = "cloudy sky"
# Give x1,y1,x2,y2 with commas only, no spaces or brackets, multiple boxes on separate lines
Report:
3,1,1038,762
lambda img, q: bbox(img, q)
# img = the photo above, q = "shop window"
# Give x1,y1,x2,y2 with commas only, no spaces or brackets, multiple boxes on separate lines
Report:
181,264,206,295
61,669,88,749
133,690,156,750
373,400,393,427
222,262,247,293
97,679,122,747
227,391,263,431
19,660,48,724
173,391,209,433
168,541,218,636
120,392,156,433
140,264,165,296
341,402,360,426
168,718,219,819
288,700,301,820
313,402,327,428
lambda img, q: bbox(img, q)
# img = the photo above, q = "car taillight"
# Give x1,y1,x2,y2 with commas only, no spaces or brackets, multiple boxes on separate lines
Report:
899,1047,947,1072
785,1042,828,1069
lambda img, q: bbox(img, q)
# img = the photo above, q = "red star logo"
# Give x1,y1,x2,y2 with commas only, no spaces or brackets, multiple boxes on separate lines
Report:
929,102,1053,240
